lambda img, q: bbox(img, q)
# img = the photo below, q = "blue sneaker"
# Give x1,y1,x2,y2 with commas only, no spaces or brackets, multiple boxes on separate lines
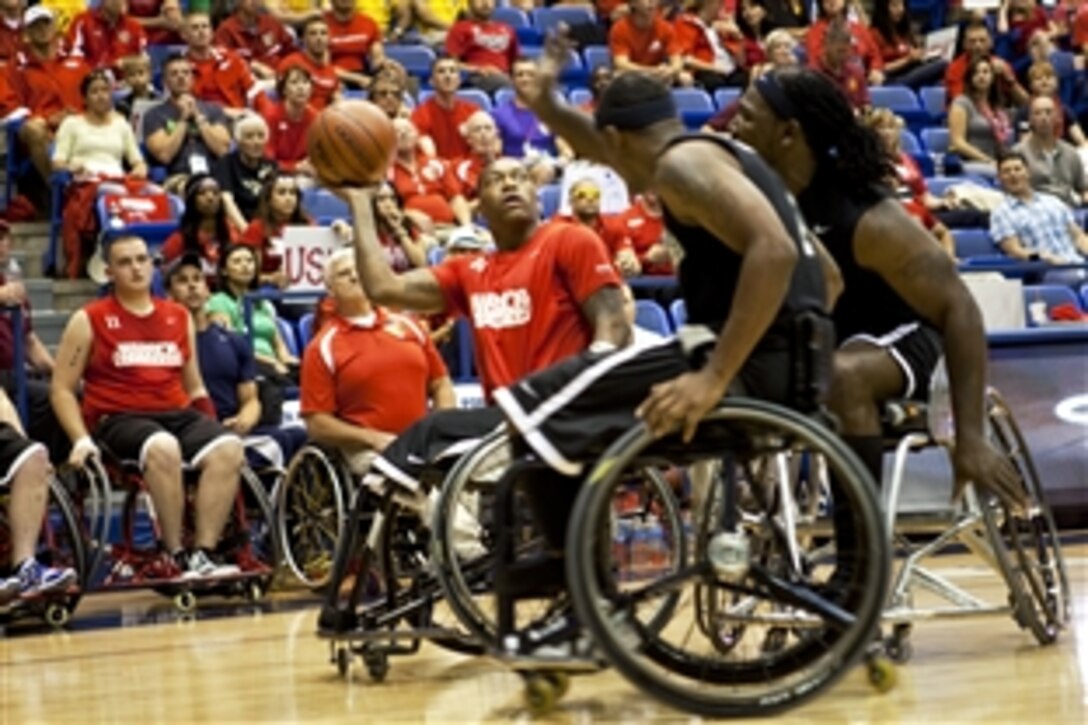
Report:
11,558,78,598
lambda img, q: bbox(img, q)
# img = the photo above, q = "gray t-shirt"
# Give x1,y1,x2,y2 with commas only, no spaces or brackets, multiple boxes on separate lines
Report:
951,95,1007,159
143,99,230,176
1013,138,1087,207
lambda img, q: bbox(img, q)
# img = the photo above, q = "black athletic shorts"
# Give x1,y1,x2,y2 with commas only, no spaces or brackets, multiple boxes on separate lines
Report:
0,422,44,487
368,407,506,493
94,409,238,469
842,323,942,401
493,331,802,477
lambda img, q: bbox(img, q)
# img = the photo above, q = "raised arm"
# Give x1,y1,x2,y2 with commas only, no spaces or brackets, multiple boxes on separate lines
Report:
339,187,448,313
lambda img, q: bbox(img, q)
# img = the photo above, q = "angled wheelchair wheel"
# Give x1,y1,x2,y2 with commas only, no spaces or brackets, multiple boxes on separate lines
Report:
276,445,350,589
566,399,889,718
63,456,113,587
220,466,279,572
981,389,1071,645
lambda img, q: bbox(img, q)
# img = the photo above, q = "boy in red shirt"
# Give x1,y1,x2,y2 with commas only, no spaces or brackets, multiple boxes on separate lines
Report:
411,57,482,160
609,0,684,86
446,0,519,93
184,12,257,116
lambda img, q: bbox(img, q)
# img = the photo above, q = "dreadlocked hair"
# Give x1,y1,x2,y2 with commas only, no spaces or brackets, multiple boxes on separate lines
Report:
772,68,894,198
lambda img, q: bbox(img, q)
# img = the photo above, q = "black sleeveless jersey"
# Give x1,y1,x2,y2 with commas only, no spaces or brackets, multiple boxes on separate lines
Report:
659,134,827,348
798,177,924,341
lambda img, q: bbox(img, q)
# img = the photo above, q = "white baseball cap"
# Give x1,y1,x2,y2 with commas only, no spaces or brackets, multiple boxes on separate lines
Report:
23,6,55,26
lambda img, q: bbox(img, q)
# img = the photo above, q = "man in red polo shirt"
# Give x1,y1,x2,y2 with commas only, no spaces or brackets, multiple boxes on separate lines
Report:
302,248,454,469
446,0,519,93
412,57,481,161
8,6,90,183
609,0,684,86
215,0,295,81
945,20,1028,105
389,118,473,227
278,16,340,110
64,0,146,71
555,178,641,277
325,0,385,89
184,12,258,116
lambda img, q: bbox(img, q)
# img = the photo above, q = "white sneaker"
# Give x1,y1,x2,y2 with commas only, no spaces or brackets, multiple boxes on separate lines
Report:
182,550,241,580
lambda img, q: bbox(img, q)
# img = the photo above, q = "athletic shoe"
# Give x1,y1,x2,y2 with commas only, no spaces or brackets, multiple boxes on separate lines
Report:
182,549,241,580
2,558,77,600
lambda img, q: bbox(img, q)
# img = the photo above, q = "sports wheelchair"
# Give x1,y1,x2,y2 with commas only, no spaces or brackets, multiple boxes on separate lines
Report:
874,383,1070,666
74,449,277,612
428,399,890,717
0,474,87,629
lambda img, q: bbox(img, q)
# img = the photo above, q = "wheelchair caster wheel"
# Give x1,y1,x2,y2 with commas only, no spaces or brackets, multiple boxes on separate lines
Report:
866,655,897,694
885,624,913,664
174,591,197,614
524,674,561,716
247,582,265,603
44,603,70,629
335,647,351,679
363,651,389,682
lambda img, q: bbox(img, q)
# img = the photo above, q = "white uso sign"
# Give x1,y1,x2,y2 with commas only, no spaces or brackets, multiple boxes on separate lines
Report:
275,226,342,293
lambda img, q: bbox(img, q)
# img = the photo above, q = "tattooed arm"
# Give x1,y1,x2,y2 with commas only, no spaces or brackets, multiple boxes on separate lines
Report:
50,310,96,465
581,286,633,349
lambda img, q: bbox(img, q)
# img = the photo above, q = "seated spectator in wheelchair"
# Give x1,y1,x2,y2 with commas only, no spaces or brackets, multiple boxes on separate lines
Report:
50,235,245,579
53,69,151,279
0,388,77,604
160,173,240,280
207,244,300,381
1013,96,1088,208
990,151,1088,267
555,178,642,277
300,248,455,474
143,53,233,196
166,252,305,470
215,114,278,234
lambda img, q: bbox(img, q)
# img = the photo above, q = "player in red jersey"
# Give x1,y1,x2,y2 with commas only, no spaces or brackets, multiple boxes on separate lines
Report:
50,235,246,580
323,156,629,493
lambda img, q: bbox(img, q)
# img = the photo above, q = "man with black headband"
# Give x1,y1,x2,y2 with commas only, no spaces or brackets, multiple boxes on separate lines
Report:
729,68,1025,511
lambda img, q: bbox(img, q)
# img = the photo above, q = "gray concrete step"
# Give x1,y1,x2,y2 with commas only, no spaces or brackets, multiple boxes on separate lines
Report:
11,248,43,279
25,278,52,310
52,279,99,312
30,309,69,348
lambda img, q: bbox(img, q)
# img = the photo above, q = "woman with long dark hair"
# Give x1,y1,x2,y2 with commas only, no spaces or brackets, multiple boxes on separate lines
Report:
869,0,947,89
240,172,313,288
948,56,1013,177
161,173,239,277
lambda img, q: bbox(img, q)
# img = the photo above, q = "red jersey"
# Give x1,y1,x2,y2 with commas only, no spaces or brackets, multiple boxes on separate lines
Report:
189,47,256,110
870,27,914,65
1075,5,1088,48
260,100,318,170
0,16,23,62
240,217,295,273
553,213,632,259
278,52,339,109
128,0,181,45
81,296,192,428
161,227,238,278
301,311,446,433
616,198,671,275
609,14,680,67
325,10,381,74
411,96,480,160
673,12,732,67
389,156,461,224
65,9,146,70
452,154,487,199
430,221,621,396
445,19,518,74
805,17,883,72
8,49,90,123
214,13,295,68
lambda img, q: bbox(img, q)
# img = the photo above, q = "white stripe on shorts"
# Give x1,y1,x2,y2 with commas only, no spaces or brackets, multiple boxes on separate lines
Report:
842,322,920,398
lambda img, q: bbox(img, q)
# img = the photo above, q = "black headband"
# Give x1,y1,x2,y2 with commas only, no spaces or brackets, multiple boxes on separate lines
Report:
754,73,798,121
594,95,676,130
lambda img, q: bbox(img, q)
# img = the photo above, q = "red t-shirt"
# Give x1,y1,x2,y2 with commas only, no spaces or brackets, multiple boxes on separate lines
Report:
65,9,147,70
0,17,23,62
214,14,295,68
870,28,913,65
189,47,256,110
8,49,89,122
81,296,192,428
301,311,447,433
429,221,621,396
278,52,339,109
389,156,462,224
325,10,381,74
128,0,182,45
240,217,297,272
452,153,487,199
445,19,519,74
161,227,237,278
411,97,480,160
673,12,722,65
553,213,633,259
259,100,318,170
806,17,883,72
616,198,671,275
944,53,1018,103
609,14,681,67
815,57,870,110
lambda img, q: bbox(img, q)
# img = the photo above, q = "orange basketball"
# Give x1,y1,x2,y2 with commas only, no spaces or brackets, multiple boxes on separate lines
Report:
306,100,396,186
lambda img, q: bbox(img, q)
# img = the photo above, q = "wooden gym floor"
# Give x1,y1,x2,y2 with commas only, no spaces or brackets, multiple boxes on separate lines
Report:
1,545,1085,723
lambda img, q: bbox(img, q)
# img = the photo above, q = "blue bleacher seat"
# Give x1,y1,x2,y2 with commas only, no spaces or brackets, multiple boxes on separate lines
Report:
869,86,927,128
634,299,672,335
493,6,530,27
951,229,995,259
418,88,493,112
672,89,715,129
669,298,687,329
1023,284,1083,326
1080,283,1088,311
583,45,610,71
384,45,437,78
899,129,922,155
277,317,299,357
494,88,515,108
538,184,561,219
302,188,349,224
1049,51,1077,107
427,246,446,265
920,127,949,154
713,88,740,110
569,88,592,107
919,86,946,122
908,0,946,32
298,313,316,351
532,6,596,35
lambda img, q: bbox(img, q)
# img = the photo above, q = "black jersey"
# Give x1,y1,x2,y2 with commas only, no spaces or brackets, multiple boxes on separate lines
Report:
659,133,828,349
798,177,926,342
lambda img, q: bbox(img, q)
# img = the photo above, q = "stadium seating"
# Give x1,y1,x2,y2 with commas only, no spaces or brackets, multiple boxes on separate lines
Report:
583,45,611,71
634,299,672,335
298,313,317,351
385,45,438,79
713,88,740,111
1023,284,1084,326
919,86,946,123
277,317,300,357
669,298,687,328
952,229,996,259
537,184,561,219
869,86,927,129
671,88,715,129
302,189,349,225
532,6,596,36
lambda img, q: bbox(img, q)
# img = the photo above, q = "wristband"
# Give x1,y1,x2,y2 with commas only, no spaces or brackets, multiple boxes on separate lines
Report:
73,436,97,454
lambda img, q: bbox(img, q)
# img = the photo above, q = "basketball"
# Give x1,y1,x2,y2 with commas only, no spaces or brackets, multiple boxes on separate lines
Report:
307,100,396,186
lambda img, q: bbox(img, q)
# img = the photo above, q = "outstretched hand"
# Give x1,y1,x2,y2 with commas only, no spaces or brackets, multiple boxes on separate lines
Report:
951,436,1029,514
524,24,575,110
